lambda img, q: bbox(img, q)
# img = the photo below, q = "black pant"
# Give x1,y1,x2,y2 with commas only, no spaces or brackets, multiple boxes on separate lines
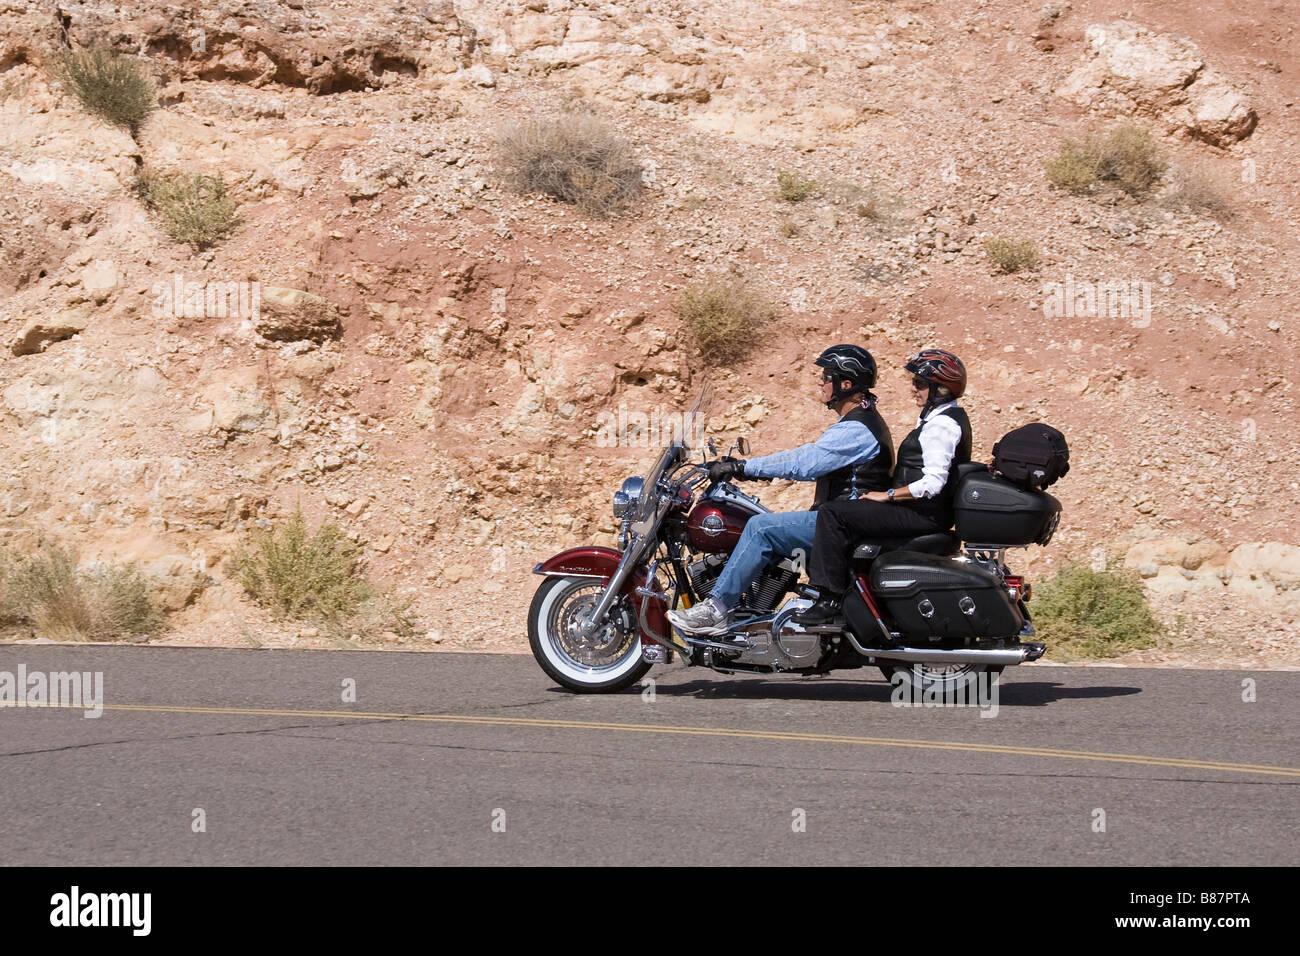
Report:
807,498,946,595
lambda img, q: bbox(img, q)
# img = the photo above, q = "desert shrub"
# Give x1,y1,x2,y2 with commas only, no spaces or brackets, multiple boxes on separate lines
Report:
234,511,370,622
1,547,163,642
673,278,778,365
234,510,416,640
495,111,643,217
776,170,818,203
1044,137,1102,194
1097,123,1167,196
1045,122,1167,198
983,236,1039,273
1031,563,1162,661
778,216,801,238
54,45,156,134
1160,165,1235,220
135,171,239,247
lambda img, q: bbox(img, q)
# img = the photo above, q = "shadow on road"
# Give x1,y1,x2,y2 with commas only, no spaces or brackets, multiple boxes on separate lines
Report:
1000,682,1143,706
613,677,1142,706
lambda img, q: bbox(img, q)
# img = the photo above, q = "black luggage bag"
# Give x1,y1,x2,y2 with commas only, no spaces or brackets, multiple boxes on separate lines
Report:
991,424,1070,491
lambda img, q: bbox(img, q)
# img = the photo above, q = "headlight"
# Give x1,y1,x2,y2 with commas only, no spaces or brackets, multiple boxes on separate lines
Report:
612,476,644,519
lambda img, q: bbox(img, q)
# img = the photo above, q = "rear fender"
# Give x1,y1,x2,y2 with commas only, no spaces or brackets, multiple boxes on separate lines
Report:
533,546,670,646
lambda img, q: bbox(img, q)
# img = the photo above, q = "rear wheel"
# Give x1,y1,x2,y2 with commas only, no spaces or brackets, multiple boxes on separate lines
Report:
528,576,651,693
880,663,1003,700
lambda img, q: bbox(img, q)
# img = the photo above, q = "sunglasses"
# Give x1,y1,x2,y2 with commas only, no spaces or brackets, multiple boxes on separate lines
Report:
912,377,931,390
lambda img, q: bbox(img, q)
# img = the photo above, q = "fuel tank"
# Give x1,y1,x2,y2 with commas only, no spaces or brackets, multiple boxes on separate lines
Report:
685,498,759,553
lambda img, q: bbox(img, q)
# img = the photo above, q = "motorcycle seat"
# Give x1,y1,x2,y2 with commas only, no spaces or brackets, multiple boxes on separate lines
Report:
852,532,959,561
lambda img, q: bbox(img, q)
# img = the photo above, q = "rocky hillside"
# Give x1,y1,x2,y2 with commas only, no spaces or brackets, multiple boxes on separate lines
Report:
1,0,1297,664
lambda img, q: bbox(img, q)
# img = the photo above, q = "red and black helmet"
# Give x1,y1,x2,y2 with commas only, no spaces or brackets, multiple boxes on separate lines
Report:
905,348,967,398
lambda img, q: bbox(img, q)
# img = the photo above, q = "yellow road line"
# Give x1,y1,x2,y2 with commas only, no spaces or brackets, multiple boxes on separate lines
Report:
6,700,1299,778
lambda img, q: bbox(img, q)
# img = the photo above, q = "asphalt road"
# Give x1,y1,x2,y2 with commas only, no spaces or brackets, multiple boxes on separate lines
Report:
1,646,1296,865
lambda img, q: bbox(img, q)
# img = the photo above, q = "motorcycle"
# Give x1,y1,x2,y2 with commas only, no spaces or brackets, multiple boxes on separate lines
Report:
528,390,1058,695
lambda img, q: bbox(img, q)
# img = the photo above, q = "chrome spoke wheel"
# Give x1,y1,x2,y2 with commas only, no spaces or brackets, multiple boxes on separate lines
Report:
883,662,1003,695
528,576,651,693
553,585,639,670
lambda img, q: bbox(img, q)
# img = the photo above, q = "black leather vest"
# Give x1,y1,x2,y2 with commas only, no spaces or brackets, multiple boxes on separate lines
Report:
892,405,972,517
813,401,895,506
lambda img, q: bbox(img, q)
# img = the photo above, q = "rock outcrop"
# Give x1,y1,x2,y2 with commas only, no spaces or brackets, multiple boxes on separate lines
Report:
10,311,89,356
255,287,344,342
1058,22,1257,145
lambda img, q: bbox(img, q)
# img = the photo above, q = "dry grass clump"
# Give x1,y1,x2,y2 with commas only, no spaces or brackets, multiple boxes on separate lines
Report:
776,170,819,203
495,111,644,217
983,236,1040,274
854,195,883,219
1159,165,1235,220
234,510,417,641
135,171,239,247
673,279,779,366
0,547,163,642
54,45,156,134
1045,122,1167,198
823,180,908,234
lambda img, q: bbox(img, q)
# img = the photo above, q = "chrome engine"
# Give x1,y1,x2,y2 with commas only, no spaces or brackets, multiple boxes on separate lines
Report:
686,553,728,598
725,598,829,671
687,553,800,613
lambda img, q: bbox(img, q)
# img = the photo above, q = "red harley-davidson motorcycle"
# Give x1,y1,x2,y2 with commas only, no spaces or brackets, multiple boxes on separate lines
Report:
528,391,1057,694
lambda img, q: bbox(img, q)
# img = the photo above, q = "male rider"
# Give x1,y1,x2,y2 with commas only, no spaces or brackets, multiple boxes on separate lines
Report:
666,345,893,637
794,348,972,626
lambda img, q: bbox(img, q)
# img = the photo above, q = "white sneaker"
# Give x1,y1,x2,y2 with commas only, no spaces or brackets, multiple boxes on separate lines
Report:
666,601,730,636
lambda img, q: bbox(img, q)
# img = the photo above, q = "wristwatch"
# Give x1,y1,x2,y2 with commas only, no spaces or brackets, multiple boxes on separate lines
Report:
887,488,895,502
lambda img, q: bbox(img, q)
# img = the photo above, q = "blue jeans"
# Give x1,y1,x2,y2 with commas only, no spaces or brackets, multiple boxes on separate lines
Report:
709,510,819,610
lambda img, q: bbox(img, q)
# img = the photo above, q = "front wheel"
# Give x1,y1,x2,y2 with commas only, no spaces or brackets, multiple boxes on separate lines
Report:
528,576,651,693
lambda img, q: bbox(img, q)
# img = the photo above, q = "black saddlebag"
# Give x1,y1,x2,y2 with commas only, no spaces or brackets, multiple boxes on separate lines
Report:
870,552,1024,639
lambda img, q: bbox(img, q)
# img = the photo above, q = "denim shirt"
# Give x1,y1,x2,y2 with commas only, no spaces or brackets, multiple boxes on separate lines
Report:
741,416,881,482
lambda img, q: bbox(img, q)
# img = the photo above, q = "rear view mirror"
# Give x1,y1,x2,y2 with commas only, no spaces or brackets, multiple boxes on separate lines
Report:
736,437,751,456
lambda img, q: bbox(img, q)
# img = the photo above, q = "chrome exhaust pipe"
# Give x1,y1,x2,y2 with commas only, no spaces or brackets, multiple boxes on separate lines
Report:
850,640,1045,666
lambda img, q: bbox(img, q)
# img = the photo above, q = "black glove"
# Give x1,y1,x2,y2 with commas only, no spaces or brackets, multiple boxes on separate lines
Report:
707,458,746,483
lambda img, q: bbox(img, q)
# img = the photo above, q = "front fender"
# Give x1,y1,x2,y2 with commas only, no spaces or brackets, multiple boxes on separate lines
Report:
533,546,670,646
533,546,623,580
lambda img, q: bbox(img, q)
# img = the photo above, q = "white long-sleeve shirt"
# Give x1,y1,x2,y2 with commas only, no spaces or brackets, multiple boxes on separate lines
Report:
907,401,963,499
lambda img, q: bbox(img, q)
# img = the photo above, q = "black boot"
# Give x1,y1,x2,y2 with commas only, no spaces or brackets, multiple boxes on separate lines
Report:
793,593,842,626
